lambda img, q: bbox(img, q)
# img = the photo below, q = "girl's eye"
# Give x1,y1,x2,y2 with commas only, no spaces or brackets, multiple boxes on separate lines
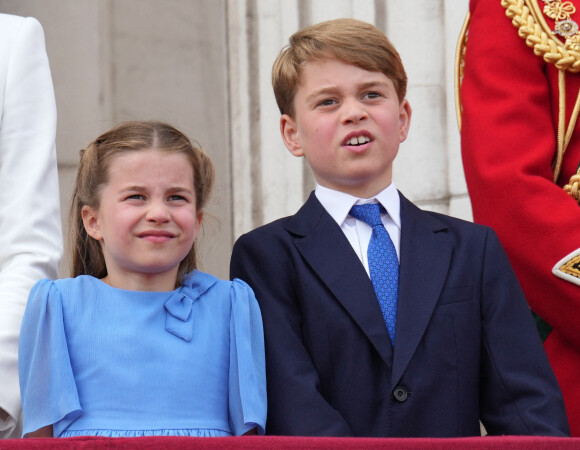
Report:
126,194,145,201
168,195,187,202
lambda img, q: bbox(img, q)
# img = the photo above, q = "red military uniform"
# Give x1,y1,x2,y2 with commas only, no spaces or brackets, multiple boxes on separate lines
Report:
460,0,580,435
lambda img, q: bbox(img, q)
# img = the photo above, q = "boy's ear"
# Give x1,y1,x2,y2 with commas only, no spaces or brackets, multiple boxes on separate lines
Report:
280,114,304,157
398,99,412,143
81,205,103,241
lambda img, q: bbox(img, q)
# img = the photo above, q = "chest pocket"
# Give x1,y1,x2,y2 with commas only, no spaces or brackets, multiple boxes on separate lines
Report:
437,284,473,306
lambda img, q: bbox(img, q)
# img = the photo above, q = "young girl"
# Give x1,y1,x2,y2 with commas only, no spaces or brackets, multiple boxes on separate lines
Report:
18,121,266,438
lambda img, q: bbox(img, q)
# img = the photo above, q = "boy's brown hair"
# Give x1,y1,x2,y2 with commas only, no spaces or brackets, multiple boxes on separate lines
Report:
69,120,214,286
272,18,407,118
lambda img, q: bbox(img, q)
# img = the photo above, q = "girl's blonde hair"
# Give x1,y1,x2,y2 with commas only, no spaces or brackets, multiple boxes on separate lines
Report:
69,120,215,285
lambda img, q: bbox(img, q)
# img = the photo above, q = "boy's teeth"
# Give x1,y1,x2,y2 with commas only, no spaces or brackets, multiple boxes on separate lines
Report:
347,136,370,145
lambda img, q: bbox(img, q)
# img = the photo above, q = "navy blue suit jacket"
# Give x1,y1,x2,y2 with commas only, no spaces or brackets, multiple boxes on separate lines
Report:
230,192,569,437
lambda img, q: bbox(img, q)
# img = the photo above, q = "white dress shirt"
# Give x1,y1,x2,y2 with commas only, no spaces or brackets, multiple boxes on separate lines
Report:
315,183,401,277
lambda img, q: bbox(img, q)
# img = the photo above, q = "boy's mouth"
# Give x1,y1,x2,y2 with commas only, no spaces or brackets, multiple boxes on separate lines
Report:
346,136,371,146
343,132,372,147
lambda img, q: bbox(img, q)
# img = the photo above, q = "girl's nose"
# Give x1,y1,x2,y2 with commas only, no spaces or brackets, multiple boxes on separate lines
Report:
146,201,171,223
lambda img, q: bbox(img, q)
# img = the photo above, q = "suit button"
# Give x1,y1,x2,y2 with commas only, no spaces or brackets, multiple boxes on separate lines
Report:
393,386,408,402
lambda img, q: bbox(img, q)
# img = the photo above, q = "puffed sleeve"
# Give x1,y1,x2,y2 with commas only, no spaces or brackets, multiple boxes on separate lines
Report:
227,279,266,435
18,279,81,437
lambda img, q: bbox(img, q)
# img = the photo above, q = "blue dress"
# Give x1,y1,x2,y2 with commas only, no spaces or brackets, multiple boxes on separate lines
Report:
18,270,266,437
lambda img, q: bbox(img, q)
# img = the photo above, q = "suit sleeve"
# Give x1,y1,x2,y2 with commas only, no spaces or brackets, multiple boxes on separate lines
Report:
477,229,570,436
230,231,353,436
460,0,580,347
0,16,62,437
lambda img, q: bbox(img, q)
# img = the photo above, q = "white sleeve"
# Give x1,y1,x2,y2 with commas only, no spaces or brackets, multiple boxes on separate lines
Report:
0,14,62,437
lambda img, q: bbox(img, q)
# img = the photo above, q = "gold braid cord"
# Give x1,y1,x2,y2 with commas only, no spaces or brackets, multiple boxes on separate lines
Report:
455,12,470,132
500,0,580,200
501,0,580,72
564,172,580,195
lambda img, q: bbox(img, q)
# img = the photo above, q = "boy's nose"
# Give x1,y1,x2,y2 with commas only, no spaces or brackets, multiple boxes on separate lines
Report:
342,101,368,124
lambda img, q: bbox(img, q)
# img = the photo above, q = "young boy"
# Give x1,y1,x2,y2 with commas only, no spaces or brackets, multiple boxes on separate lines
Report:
230,18,569,437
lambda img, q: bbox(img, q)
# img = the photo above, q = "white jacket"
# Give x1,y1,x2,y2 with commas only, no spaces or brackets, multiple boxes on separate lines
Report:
0,14,62,438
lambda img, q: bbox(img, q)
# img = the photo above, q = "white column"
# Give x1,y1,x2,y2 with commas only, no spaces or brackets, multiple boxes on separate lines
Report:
310,0,375,21
229,0,304,238
257,0,304,225
385,0,449,213
228,0,255,237
444,0,471,221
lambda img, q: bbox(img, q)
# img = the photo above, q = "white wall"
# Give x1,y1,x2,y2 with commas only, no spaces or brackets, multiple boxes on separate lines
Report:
0,0,471,277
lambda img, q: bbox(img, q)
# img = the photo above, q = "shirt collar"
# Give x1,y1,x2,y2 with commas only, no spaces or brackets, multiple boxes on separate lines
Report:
315,183,401,230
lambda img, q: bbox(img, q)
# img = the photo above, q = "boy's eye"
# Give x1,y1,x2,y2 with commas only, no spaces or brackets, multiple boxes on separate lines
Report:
363,91,382,100
317,98,337,107
168,195,187,202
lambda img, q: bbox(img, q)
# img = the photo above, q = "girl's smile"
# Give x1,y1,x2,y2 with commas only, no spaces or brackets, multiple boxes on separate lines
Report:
138,230,176,243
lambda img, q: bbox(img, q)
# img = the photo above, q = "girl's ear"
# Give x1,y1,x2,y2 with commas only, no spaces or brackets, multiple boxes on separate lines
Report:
280,114,304,157
81,206,103,241
192,211,203,241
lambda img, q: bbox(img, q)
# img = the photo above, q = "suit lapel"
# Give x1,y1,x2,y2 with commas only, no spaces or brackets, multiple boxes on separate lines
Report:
287,193,394,367
391,195,453,386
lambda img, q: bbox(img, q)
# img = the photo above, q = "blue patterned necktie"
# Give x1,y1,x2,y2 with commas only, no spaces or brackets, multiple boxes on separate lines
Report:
349,203,399,345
